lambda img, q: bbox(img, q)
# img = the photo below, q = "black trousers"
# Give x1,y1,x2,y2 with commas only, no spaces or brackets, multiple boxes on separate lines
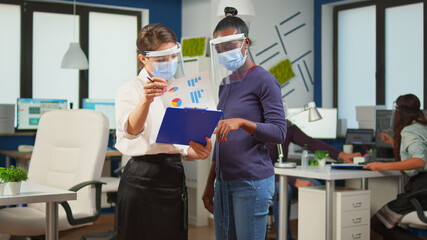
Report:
117,154,188,240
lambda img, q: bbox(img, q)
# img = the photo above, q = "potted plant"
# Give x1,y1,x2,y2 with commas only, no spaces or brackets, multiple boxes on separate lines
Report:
314,150,330,169
0,167,5,196
3,165,28,195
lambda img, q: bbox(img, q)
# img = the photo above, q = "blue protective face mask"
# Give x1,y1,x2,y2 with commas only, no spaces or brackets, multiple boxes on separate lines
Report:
151,58,178,80
218,43,247,71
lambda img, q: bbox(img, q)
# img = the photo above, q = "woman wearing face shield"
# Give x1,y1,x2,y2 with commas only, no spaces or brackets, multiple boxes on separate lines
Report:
202,8,287,240
363,94,427,240
115,23,212,240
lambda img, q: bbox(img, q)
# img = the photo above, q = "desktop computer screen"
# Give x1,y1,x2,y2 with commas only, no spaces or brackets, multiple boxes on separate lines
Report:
345,128,375,156
287,108,337,139
16,98,67,130
345,129,374,145
82,99,116,130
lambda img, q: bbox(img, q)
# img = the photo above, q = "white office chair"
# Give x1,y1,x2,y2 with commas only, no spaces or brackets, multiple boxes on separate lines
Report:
81,154,130,240
0,109,109,237
400,189,427,230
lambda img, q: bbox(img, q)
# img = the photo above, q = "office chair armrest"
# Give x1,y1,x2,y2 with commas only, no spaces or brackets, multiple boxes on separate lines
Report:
113,166,125,177
60,180,106,226
68,180,106,192
404,189,427,200
405,189,427,224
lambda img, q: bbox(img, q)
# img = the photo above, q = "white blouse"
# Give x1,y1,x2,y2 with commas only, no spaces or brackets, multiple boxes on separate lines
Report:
114,68,187,156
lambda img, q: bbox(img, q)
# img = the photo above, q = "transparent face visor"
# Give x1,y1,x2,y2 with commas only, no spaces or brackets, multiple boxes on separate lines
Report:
209,33,247,87
143,42,185,80
390,101,397,129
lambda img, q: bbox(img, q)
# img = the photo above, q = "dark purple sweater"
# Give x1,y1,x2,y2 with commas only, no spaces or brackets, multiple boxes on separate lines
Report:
267,121,341,185
213,66,287,181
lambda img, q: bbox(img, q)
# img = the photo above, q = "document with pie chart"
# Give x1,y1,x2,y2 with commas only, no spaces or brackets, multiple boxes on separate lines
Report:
161,71,216,110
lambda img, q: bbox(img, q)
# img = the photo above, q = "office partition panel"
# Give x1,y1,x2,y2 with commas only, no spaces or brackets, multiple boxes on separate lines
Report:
385,3,424,109
337,6,376,129
88,12,138,99
32,12,79,108
0,4,20,104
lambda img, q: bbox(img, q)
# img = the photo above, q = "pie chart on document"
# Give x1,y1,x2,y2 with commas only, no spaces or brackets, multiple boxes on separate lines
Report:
169,87,179,93
172,98,182,107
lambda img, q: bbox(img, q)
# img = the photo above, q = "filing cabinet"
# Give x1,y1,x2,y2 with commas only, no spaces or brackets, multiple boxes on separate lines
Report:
298,186,370,240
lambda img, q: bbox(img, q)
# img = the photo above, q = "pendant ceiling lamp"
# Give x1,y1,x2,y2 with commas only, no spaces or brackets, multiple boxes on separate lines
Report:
61,0,88,69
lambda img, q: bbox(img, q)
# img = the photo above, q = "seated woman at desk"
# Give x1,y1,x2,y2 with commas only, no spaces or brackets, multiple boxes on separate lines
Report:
365,94,427,240
267,120,360,239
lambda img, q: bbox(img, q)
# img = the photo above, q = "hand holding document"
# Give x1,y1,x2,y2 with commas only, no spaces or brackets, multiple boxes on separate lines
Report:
156,71,222,145
156,107,223,145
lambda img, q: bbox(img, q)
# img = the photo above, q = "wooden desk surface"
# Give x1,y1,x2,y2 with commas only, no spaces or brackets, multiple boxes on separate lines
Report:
0,150,32,160
106,148,122,158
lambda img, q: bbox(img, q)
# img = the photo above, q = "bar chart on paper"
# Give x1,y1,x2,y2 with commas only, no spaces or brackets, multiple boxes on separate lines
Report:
190,90,204,104
187,76,201,87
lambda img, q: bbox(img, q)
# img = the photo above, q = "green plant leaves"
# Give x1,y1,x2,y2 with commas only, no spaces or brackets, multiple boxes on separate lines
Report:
0,167,6,183
308,151,330,166
314,150,329,160
0,165,28,183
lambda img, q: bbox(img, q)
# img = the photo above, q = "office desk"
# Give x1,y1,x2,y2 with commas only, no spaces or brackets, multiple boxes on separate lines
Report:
274,166,402,240
0,148,122,169
0,150,32,169
0,181,76,240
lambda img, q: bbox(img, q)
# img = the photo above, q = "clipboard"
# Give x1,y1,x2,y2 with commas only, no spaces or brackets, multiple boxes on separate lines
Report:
331,163,368,170
156,107,223,145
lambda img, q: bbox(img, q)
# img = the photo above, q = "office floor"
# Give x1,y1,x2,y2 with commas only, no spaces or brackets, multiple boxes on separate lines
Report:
58,213,297,240
9,214,425,240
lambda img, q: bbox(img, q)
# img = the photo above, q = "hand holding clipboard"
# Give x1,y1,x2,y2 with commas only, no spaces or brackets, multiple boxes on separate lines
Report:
156,107,223,146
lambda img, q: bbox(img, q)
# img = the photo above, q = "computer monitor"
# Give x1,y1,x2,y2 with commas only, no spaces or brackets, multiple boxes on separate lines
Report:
287,108,337,139
16,98,67,130
344,128,375,156
345,129,374,145
82,99,116,130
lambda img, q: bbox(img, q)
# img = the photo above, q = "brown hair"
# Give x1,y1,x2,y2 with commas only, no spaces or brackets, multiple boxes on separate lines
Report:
136,23,177,71
392,94,427,161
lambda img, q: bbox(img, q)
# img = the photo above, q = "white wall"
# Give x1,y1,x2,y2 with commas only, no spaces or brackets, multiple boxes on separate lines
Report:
182,0,212,38
252,0,314,107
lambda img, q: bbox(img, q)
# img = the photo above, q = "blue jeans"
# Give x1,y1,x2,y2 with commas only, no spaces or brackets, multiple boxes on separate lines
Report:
273,178,322,240
214,175,275,240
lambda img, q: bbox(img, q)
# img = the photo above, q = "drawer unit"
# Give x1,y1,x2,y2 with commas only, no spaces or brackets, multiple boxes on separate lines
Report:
299,186,370,240
339,210,370,228
340,225,370,240
340,194,370,212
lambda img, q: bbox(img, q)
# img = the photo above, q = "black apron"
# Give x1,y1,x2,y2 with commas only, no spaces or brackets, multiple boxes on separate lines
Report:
117,153,188,240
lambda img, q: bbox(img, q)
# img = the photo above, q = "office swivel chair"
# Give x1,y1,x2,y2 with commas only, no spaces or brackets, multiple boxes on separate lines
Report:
399,189,427,230
0,109,109,237
81,154,130,240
